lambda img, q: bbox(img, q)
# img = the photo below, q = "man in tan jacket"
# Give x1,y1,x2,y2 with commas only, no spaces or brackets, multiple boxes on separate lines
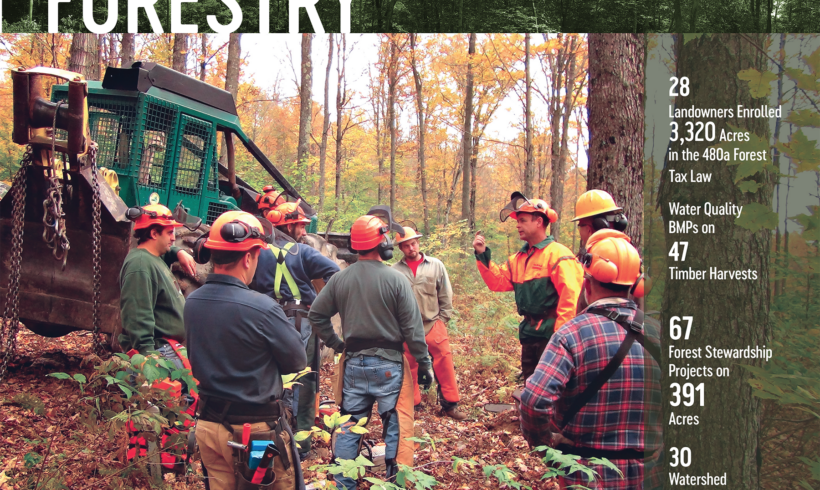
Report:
393,226,466,420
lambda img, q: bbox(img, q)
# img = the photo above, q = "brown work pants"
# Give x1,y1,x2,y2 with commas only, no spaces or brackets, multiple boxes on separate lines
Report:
520,337,551,382
196,420,295,490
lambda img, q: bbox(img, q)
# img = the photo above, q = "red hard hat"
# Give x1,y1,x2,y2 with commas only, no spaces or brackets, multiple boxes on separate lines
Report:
266,200,311,227
129,204,183,230
205,211,271,252
256,185,286,212
350,215,389,251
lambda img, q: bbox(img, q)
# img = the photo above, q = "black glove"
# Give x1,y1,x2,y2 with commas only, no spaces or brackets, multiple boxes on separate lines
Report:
333,340,345,354
417,360,435,391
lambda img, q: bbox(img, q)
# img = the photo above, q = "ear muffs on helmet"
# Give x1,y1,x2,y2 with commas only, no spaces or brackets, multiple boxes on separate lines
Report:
592,213,629,232
630,272,645,298
192,232,211,265
582,252,619,284
377,236,394,260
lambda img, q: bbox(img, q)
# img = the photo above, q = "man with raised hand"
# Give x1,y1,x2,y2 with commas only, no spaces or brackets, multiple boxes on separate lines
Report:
473,192,583,382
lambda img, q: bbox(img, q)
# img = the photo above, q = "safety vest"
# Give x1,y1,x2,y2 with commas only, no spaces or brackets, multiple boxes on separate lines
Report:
268,242,301,301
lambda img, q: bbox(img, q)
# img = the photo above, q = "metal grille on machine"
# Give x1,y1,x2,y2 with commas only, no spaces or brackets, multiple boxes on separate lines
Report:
206,201,228,225
174,115,212,195
137,99,178,190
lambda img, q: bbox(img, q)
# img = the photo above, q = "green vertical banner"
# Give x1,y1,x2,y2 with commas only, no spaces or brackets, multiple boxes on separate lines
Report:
645,34,820,489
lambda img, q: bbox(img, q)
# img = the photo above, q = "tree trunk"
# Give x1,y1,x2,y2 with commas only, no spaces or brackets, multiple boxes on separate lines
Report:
672,0,682,30
107,34,119,68
461,33,476,220
121,34,135,67
587,34,644,249
658,33,772,489
548,35,567,236
335,35,347,218
319,35,334,214
297,34,314,175
689,0,699,31
552,35,577,242
410,34,430,235
387,35,399,214
524,33,534,198
372,64,383,205
68,34,101,81
199,34,208,81
220,34,242,170
172,34,188,73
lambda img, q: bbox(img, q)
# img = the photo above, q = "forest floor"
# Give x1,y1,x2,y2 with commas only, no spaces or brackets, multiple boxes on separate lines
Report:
0,310,558,490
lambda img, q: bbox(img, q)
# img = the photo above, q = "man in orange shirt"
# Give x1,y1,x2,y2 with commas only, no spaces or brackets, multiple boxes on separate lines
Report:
473,192,583,381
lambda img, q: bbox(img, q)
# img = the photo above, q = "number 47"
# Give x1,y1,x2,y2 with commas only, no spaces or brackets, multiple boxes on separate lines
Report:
669,241,689,261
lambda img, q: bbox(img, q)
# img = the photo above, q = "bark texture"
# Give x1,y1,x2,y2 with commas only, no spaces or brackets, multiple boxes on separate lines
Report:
588,33,644,249
658,33,773,489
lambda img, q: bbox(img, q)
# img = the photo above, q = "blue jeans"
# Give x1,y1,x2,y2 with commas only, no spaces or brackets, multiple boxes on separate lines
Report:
334,355,403,490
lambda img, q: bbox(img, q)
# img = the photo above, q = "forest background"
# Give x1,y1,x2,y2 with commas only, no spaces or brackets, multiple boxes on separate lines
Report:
0,32,649,490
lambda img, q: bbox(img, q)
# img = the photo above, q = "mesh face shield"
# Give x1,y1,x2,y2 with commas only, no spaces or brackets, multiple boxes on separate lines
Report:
366,205,406,238
499,191,532,222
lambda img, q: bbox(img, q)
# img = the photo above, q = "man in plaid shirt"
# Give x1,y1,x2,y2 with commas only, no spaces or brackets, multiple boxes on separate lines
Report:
519,230,661,489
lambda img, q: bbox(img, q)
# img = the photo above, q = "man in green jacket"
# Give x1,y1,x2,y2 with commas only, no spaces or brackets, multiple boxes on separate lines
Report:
119,203,197,360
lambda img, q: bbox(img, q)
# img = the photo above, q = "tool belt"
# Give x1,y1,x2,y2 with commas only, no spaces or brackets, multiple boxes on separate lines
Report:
279,300,309,332
344,337,404,353
198,395,303,490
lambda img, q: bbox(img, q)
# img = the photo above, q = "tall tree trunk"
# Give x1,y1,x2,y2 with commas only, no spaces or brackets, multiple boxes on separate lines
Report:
524,33,534,198
587,34,644,249
372,65,383,205
199,34,208,81
172,34,188,73
469,136,479,230
548,35,567,236
552,35,577,242
461,33,476,220
658,33,771,489
220,34,241,171
107,34,119,68
387,35,399,214
335,35,347,217
773,33,785,297
689,0,699,31
121,34,135,67
68,34,101,80
319,35,333,213
672,0,682,30
410,34,430,235
297,34,314,177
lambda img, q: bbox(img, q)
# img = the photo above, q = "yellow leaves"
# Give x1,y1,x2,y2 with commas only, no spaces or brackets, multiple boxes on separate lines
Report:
777,129,820,174
737,68,778,98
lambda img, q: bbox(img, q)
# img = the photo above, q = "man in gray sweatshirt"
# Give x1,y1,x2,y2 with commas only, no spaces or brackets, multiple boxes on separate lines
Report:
309,210,433,490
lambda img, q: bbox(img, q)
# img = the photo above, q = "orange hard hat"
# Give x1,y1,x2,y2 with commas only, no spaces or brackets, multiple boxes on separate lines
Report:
266,200,311,227
204,211,272,252
256,185,286,212
350,215,390,251
572,190,623,221
581,229,642,287
500,192,558,224
395,226,422,245
127,204,183,230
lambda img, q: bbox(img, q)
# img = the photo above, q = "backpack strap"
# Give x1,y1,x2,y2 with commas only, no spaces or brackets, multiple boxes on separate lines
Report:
269,242,301,301
559,308,658,430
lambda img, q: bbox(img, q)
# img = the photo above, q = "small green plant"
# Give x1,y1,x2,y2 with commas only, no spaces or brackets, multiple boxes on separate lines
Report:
534,446,624,489
482,464,528,489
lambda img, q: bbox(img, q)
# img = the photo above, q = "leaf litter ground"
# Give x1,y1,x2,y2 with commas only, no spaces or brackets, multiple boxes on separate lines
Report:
0,325,556,489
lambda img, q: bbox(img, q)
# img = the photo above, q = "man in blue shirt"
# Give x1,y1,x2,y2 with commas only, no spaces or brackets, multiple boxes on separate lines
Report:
252,198,340,457
186,211,306,490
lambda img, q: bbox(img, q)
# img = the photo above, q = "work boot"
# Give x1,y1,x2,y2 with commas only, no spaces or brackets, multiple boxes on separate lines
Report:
443,406,468,421
385,458,399,482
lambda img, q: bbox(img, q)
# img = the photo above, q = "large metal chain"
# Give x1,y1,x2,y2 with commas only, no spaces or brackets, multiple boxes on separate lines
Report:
88,144,108,356
42,101,69,270
0,148,34,383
